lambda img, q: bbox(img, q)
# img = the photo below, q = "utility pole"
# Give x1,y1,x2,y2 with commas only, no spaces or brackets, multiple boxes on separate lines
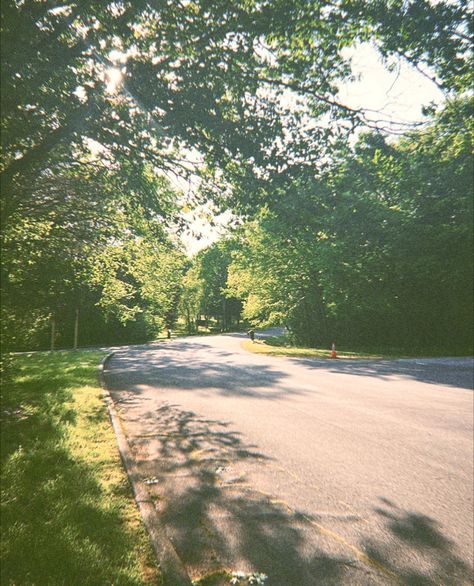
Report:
73,308,79,350
222,297,227,331
50,315,55,352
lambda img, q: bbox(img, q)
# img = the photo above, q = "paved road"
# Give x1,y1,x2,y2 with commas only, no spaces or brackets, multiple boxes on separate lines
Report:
104,334,474,585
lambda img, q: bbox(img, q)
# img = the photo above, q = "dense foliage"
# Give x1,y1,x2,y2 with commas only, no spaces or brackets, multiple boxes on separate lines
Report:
1,0,471,351
180,240,242,333
228,99,473,352
2,0,470,203
1,146,186,350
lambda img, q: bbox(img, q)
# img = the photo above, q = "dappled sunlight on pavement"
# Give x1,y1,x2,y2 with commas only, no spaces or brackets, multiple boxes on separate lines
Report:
104,335,473,585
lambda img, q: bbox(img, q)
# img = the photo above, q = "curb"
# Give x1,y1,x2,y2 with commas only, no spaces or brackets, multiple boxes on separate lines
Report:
99,353,193,586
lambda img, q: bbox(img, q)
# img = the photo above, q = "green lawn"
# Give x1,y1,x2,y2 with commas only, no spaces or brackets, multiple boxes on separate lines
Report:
243,334,472,359
242,336,385,360
1,351,161,586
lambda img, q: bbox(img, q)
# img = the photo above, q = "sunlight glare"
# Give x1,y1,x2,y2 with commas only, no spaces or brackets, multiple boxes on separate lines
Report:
105,67,123,94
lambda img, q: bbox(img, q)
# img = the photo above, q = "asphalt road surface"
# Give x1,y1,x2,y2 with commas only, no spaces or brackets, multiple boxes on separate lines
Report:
104,334,474,585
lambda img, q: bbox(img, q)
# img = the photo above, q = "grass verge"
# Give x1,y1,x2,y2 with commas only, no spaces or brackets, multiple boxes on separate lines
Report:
243,334,473,359
242,336,384,360
1,351,161,586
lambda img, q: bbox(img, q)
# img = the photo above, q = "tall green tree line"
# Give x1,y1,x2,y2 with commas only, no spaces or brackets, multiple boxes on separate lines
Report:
1,145,187,351
1,0,470,350
180,240,242,333
227,99,473,352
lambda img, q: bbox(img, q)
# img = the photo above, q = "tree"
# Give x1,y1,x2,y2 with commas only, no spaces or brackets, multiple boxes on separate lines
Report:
2,1,471,350
2,0,470,214
227,214,330,345
228,98,473,351
1,148,186,351
91,238,187,335
181,239,243,332
179,266,204,334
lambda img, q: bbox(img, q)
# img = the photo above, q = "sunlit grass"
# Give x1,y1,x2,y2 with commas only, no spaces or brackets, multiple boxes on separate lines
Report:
242,336,384,360
1,351,161,585
243,334,473,359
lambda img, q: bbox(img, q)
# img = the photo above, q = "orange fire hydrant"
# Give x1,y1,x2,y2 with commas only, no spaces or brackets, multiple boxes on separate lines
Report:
331,342,337,359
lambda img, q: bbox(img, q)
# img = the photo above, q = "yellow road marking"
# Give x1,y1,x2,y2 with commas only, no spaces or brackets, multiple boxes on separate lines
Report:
299,511,403,584
221,469,402,584
122,415,401,583
270,462,360,514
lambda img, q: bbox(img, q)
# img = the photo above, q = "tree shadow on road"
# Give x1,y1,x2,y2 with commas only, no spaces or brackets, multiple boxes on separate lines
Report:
130,403,359,586
290,358,474,390
362,497,473,585
106,342,302,400
105,342,473,584
120,400,473,585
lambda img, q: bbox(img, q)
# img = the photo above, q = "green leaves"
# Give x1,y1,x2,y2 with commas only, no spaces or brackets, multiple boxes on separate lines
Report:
91,239,186,331
1,149,185,350
2,1,471,351
226,98,473,352
180,239,243,331
3,0,469,211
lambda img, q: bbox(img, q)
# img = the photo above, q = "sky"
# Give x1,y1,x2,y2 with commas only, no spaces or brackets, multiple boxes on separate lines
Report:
90,40,445,256
338,43,444,130
180,42,445,256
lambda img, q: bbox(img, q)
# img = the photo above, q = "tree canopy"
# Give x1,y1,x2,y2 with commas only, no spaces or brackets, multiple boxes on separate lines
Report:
2,0,471,211
1,0,472,352
228,98,473,351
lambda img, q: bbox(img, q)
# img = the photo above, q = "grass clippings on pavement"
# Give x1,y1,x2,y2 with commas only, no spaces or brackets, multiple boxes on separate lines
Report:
1,351,161,586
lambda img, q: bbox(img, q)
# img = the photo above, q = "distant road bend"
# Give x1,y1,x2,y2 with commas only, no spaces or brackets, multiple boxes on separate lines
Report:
104,333,474,585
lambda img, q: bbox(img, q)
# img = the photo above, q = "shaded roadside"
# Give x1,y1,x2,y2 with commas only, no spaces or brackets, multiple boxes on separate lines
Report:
108,397,473,585
286,356,474,390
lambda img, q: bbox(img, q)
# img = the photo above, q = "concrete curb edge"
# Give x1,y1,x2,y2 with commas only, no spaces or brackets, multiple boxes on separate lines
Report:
99,353,193,586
